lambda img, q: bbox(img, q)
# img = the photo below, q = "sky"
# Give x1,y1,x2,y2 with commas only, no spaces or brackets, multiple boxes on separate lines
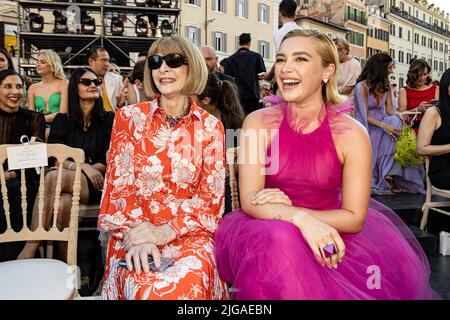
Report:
428,0,450,14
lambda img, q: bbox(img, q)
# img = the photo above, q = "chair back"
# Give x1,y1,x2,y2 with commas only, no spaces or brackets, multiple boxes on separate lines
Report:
0,143,84,267
421,156,450,230
226,147,240,210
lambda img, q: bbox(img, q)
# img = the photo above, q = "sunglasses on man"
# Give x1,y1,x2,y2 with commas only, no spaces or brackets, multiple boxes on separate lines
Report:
79,78,103,86
147,53,188,70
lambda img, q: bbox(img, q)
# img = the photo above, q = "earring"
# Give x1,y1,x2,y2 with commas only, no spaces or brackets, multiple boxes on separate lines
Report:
322,79,328,85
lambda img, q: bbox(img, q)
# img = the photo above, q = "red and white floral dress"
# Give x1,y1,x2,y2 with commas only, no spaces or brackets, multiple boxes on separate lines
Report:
98,98,228,300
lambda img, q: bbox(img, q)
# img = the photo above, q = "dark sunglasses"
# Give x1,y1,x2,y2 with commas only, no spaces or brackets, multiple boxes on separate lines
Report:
147,53,188,70
79,78,102,86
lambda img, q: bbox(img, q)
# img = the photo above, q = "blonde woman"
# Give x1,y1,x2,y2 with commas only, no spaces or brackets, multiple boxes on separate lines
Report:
214,29,438,299
98,36,227,300
28,49,68,139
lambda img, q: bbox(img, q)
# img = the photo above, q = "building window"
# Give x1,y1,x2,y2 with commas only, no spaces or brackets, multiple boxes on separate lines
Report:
440,61,443,72
186,25,201,46
398,27,402,39
185,0,201,5
439,43,443,52
389,49,395,60
398,51,404,63
428,38,432,49
258,40,270,59
400,2,404,11
414,33,419,44
213,31,227,52
236,0,248,18
399,77,404,88
421,36,426,47
434,60,438,71
212,0,227,13
407,30,410,41
390,24,395,36
406,53,411,64
368,47,373,58
434,40,438,50
258,3,269,23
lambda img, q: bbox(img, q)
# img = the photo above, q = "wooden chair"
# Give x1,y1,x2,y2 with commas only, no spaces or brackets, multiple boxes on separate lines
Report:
0,143,84,299
420,157,450,230
226,147,240,211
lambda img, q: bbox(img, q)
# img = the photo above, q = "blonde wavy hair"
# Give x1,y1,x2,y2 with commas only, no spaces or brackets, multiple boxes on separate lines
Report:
282,29,346,106
38,49,66,80
144,36,208,98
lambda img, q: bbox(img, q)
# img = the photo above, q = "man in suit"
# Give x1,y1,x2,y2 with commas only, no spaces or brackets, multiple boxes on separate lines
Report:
224,33,266,115
87,46,126,112
200,45,234,82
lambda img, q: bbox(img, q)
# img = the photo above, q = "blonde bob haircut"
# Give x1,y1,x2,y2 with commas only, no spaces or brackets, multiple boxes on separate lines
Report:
282,29,346,106
144,36,208,98
38,49,66,80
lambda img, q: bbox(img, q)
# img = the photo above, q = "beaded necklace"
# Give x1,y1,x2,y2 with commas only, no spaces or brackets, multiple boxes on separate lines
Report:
159,98,190,128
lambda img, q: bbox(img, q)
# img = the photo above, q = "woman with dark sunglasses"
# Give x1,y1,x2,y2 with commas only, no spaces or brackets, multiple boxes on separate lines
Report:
18,67,114,260
98,36,228,300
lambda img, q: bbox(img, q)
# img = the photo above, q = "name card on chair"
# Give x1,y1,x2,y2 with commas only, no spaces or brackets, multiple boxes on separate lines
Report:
7,144,48,170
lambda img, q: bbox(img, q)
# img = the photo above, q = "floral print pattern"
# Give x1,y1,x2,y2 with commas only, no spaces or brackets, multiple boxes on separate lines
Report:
98,99,227,300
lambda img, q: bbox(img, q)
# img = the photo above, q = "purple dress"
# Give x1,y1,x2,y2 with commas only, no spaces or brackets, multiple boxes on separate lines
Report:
214,101,438,300
354,81,425,194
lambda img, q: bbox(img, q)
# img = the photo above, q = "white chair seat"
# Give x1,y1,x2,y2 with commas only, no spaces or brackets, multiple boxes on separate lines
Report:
0,259,76,300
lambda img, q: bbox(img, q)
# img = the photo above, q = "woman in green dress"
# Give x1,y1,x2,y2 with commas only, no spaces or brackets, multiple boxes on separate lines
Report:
28,49,68,140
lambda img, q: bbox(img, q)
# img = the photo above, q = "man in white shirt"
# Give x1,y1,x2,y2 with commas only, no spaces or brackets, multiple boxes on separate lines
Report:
87,46,127,112
263,0,301,83
274,0,301,54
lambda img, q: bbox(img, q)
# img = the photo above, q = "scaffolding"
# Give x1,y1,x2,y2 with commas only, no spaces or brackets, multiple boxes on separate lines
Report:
16,0,180,76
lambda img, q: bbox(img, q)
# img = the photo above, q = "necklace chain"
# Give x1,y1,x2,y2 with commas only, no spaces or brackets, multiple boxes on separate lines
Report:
158,98,190,128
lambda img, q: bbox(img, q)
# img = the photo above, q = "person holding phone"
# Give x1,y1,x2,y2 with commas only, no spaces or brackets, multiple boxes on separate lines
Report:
354,53,425,195
98,36,227,300
417,68,450,189
398,59,439,133
214,29,438,300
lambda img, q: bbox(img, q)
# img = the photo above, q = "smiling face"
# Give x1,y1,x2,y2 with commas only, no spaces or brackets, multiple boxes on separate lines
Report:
151,53,188,98
0,74,23,112
275,36,332,105
36,55,52,76
78,71,101,101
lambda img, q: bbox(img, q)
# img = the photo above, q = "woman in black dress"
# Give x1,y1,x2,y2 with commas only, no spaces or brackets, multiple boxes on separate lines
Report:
0,70,45,261
18,67,114,260
417,68,450,189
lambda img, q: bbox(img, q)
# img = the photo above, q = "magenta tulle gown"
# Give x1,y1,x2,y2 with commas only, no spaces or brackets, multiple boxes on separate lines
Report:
214,100,439,300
